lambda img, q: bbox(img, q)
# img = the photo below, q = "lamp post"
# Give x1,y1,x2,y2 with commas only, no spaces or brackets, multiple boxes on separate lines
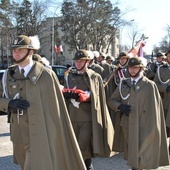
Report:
120,19,134,51
51,17,55,65
51,3,62,65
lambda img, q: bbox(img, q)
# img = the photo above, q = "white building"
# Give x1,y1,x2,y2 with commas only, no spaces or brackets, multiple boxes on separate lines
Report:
39,17,120,66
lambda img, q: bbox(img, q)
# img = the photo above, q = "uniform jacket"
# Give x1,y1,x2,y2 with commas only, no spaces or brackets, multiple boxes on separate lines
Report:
0,62,86,170
154,64,170,128
89,63,104,78
108,76,169,169
64,68,114,157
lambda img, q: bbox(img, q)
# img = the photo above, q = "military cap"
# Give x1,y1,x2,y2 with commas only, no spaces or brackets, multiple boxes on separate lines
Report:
93,51,100,58
118,51,129,58
156,52,165,58
73,49,91,60
99,52,106,59
128,57,144,68
106,56,113,61
12,35,40,50
87,50,94,60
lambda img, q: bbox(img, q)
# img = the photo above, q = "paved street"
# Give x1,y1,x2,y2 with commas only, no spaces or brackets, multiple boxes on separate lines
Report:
0,114,170,170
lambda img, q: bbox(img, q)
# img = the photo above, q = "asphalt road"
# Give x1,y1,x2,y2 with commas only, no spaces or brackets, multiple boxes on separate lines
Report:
0,114,170,170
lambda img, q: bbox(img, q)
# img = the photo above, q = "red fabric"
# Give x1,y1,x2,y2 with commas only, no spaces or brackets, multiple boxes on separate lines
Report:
128,40,145,58
55,45,63,54
62,88,90,102
137,41,146,57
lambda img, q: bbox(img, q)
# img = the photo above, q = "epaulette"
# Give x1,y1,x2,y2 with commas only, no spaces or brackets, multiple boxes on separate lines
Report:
161,63,169,68
69,68,77,74
7,64,17,71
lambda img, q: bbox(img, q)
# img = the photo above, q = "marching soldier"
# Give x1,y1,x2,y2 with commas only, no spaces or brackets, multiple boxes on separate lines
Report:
105,56,116,71
154,49,170,153
146,52,166,80
62,49,114,170
0,35,86,170
113,52,130,88
87,50,104,78
108,57,169,170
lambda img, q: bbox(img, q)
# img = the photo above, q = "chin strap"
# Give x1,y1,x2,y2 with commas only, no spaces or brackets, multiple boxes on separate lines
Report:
13,49,31,64
129,68,141,78
75,60,87,71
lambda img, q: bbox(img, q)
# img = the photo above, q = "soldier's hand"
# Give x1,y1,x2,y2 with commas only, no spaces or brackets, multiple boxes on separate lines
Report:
8,99,30,110
117,104,131,116
166,86,170,92
63,91,79,100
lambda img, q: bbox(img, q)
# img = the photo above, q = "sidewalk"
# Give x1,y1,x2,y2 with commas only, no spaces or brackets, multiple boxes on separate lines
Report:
0,114,170,170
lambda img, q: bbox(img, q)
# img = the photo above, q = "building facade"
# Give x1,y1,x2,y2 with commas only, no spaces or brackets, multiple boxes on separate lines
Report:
38,17,120,66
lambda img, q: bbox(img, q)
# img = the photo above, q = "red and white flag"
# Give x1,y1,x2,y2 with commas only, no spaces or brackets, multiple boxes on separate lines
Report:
137,41,146,57
128,39,147,66
128,40,145,58
55,45,63,54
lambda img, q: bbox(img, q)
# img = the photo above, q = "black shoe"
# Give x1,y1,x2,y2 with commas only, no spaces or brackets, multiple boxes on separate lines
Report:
85,158,94,170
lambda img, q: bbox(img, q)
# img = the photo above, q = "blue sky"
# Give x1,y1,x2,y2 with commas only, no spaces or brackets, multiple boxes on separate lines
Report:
118,0,170,54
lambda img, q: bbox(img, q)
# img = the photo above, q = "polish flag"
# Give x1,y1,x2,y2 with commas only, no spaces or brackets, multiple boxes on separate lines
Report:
128,39,147,66
128,40,144,58
55,45,63,54
137,41,146,57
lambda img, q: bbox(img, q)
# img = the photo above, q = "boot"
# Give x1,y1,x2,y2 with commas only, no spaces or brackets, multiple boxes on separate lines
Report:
85,158,94,170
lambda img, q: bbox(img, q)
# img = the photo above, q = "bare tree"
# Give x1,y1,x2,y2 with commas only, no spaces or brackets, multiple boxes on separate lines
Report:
60,0,126,52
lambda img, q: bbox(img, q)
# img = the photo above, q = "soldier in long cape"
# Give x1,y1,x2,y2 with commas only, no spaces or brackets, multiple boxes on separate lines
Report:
108,57,169,170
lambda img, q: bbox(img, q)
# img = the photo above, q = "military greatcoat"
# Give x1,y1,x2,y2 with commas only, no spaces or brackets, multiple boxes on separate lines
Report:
64,68,114,158
108,76,169,169
154,64,170,134
0,62,86,170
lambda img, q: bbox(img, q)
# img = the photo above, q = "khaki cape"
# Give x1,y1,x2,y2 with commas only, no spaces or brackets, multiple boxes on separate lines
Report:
64,68,114,157
0,62,86,170
86,69,114,157
108,76,169,169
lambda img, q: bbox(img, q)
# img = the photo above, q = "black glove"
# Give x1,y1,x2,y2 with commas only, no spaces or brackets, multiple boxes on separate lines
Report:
166,86,170,92
8,99,30,110
117,104,131,116
63,92,79,100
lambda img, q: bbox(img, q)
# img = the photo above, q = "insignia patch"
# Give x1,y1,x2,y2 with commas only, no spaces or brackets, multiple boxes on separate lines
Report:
12,85,17,88
31,76,36,81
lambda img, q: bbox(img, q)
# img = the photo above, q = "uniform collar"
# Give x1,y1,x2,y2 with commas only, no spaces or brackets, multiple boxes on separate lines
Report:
131,76,142,84
19,60,34,77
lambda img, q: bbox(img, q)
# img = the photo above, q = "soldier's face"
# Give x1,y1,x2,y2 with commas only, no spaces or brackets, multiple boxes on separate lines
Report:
166,54,170,63
74,59,89,71
157,57,163,63
12,48,33,66
119,57,128,65
13,48,29,61
128,66,141,77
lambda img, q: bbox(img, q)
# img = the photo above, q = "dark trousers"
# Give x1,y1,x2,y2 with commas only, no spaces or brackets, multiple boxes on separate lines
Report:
85,158,94,170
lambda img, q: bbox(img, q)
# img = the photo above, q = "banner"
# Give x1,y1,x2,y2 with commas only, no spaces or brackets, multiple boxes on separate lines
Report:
128,34,148,58
128,40,144,58
55,45,63,54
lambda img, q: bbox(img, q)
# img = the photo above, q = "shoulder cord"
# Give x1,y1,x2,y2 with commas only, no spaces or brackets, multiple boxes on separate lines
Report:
2,69,9,98
119,80,130,100
157,65,170,85
64,71,70,89
114,71,127,86
2,69,19,99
